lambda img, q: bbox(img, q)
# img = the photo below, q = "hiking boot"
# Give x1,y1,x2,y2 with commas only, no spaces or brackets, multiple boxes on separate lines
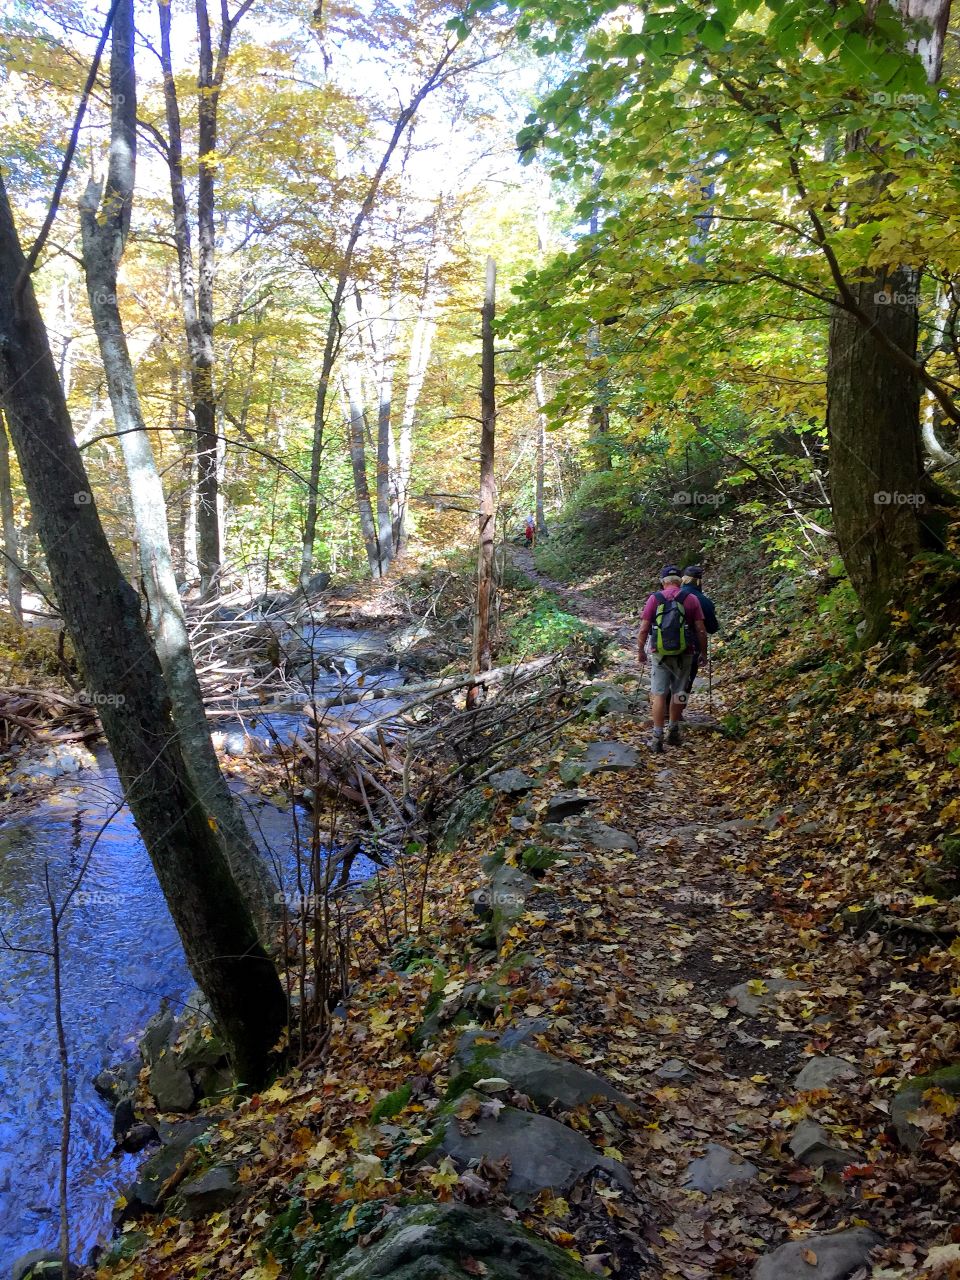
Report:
666,722,682,747
649,732,664,754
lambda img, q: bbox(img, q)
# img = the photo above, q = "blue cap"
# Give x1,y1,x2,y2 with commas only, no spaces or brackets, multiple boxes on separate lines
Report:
660,565,681,578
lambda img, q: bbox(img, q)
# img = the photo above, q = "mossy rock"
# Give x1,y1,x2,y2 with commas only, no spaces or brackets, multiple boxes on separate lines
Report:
442,789,495,851
323,1201,595,1279
521,844,560,873
891,1064,960,1150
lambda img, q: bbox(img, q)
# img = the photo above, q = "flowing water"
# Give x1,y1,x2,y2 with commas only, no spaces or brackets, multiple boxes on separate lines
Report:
0,629,405,1274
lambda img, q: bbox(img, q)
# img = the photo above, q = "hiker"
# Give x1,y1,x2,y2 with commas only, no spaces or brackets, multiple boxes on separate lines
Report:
524,515,535,547
637,565,708,752
677,564,719,715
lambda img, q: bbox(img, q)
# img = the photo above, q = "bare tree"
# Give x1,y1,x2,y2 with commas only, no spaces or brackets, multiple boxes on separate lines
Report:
469,257,497,708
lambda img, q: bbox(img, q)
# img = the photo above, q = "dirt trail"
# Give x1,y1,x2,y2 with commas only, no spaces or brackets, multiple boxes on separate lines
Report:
503,550,896,1278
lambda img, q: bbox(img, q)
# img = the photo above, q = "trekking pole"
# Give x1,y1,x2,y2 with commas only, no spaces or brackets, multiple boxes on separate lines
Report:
707,637,714,716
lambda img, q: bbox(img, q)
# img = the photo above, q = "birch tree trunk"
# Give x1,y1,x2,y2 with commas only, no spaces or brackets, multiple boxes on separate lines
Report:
157,0,249,596
0,412,21,623
469,257,497,708
395,265,439,552
341,306,381,575
0,169,286,1086
80,0,274,935
533,369,548,536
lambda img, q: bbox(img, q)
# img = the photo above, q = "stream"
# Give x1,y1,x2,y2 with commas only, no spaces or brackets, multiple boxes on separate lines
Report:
0,626,405,1274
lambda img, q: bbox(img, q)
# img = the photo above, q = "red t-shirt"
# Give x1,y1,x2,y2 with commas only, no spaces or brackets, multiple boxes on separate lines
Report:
641,585,703,654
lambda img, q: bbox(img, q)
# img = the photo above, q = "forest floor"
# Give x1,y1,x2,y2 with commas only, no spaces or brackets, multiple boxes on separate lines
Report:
84,539,960,1280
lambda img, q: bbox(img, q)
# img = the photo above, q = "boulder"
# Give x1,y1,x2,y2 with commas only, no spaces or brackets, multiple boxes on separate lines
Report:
542,818,637,852
149,1049,195,1113
453,1040,633,1112
481,864,535,949
753,1228,881,1280
683,1142,758,1193
140,1001,178,1066
583,686,631,717
891,1064,960,1150
793,1056,858,1092
788,1119,854,1170
439,1094,632,1205
301,571,331,596
488,769,536,795
578,741,640,774
11,1251,81,1280
544,790,597,822
125,1117,213,1214
324,1202,595,1279
172,1164,240,1219
93,1056,141,1106
727,978,804,1017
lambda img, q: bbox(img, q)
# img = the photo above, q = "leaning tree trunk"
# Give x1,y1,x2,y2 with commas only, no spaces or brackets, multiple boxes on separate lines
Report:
468,257,497,709
0,412,21,622
0,171,286,1086
342,355,382,578
826,0,951,640
79,0,275,935
533,368,549,535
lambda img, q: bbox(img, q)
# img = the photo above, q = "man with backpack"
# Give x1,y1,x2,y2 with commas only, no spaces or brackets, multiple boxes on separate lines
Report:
637,566,709,752
678,565,719,716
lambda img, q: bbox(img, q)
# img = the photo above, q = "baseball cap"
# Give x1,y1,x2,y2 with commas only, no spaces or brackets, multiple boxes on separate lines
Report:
683,565,703,578
660,565,681,578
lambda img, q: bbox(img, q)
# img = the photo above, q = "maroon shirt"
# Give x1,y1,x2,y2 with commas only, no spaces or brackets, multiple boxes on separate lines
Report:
641,585,703,654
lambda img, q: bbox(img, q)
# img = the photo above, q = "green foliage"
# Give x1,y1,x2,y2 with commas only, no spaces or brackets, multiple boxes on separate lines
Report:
501,588,606,658
370,1082,412,1122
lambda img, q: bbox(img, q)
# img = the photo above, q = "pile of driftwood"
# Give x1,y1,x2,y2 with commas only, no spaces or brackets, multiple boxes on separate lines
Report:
0,685,101,747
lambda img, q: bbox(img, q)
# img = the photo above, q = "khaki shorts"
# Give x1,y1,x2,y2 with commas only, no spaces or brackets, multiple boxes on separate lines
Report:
649,652,694,698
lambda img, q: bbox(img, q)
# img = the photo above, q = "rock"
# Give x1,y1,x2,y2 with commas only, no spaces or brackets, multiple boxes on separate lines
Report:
125,1118,213,1214
440,1094,632,1204
93,1056,141,1105
542,818,637,852
454,1041,633,1111
794,1056,858,1091
656,1058,694,1083
442,789,495,852
509,816,533,832
579,740,640,773
299,571,331,596
544,790,597,822
488,769,536,795
177,1026,227,1072
9,742,95,788
727,977,804,1017
683,1142,758,1193
558,760,587,785
891,1064,960,1150
148,1049,195,1113
484,864,535,948
117,1122,160,1154
584,686,630,717
789,1119,854,1169
172,1165,240,1218
11,1250,81,1280
140,1001,178,1066
324,1202,596,1279
753,1228,881,1280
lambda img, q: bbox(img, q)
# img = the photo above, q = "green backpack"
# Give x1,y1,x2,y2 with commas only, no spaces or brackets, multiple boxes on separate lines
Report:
652,591,687,655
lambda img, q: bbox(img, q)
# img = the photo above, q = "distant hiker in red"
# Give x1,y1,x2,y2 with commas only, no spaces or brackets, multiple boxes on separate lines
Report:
637,565,709,753
524,516,535,546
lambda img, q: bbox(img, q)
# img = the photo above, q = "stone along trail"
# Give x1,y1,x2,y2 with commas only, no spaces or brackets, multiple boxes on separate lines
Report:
485,558,896,1278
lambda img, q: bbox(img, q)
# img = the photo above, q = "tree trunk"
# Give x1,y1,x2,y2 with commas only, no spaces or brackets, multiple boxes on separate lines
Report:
299,41,461,583
0,171,286,1086
395,261,439,553
342,338,381,576
79,0,275,936
469,257,497,707
158,0,241,597
0,412,22,623
825,0,951,639
533,369,548,535
371,298,398,571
